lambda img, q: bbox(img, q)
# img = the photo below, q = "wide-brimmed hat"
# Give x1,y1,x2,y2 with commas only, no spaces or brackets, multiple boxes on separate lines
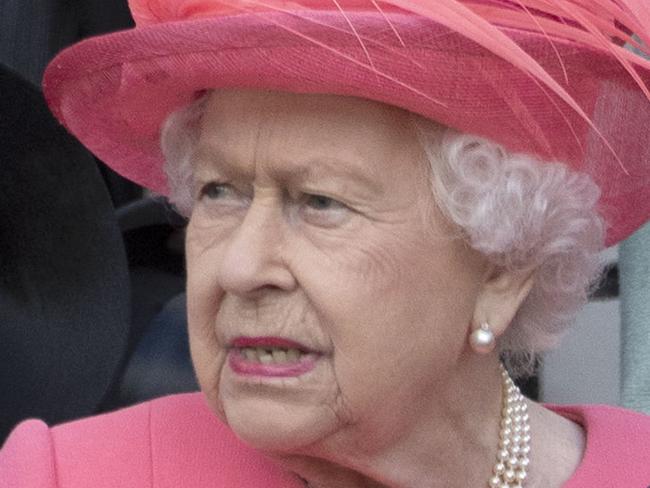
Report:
43,0,650,245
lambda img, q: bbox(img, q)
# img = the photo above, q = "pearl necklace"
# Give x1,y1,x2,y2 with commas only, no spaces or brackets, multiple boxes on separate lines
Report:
488,364,531,488
302,364,531,488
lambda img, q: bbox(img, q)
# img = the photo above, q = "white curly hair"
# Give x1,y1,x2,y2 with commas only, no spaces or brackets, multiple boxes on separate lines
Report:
160,92,606,378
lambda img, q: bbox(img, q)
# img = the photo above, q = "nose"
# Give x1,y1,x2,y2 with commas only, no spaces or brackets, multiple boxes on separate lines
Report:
216,197,296,296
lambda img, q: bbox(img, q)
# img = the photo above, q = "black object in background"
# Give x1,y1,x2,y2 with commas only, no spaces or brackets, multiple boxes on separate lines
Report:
0,0,133,87
0,63,131,442
0,0,141,208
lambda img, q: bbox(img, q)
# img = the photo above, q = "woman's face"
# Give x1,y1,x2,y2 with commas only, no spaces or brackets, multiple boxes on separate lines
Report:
185,90,489,455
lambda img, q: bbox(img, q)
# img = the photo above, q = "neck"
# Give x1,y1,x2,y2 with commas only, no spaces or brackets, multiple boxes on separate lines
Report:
272,355,506,488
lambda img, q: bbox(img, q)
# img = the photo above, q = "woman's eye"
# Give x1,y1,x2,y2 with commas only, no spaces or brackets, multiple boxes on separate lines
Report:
199,182,231,200
299,193,351,227
305,194,345,211
196,182,250,214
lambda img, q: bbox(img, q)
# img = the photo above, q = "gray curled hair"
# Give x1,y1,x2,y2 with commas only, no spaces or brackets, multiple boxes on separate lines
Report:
161,92,606,378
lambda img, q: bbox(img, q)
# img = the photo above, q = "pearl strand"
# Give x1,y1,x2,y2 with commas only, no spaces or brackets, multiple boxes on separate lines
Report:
488,365,531,488
303,364,530,488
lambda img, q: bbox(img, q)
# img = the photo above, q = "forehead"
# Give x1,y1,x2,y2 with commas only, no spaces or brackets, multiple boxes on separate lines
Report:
193,89,429,183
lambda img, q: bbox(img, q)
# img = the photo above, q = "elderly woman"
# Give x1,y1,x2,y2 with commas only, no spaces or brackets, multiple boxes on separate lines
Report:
2,0,650,487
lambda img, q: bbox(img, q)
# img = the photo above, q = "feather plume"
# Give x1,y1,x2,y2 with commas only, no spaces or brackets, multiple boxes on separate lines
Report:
135,0,650,169
384,0,650,96
359,0,650,170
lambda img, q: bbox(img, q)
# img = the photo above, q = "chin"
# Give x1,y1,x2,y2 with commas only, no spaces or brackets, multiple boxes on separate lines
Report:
221,394,339,453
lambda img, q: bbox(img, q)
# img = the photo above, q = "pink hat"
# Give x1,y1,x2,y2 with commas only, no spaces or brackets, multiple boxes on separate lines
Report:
43,0,650,245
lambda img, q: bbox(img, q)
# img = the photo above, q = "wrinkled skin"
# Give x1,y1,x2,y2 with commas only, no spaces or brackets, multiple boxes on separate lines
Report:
184,90,582,487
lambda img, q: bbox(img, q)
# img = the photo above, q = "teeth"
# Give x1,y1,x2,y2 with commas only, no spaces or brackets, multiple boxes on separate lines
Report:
243,348,257,362
286,348,301,361
258,348,274,364
272,349,287,362
239,347,306,364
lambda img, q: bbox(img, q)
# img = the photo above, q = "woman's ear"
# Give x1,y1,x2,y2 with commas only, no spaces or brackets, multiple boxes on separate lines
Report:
471,265,536,338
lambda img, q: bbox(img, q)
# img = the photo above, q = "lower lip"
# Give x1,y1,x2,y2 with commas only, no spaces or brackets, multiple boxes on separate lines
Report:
228,349,319,377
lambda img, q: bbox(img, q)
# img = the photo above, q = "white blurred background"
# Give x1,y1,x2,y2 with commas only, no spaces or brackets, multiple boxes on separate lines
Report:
540,246,621,405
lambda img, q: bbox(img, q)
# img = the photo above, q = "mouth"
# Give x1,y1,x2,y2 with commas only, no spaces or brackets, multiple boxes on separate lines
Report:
227,336,321,377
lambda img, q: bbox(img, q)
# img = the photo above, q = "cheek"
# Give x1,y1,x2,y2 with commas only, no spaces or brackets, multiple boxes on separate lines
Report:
289,228,479,404
185,224,228,415
293,224,471,337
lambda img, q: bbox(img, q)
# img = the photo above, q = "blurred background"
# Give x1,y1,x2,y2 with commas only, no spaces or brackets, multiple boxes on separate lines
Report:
1,0,648,445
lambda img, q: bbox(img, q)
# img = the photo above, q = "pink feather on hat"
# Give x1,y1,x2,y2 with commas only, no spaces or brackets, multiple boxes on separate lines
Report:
43,0,650,244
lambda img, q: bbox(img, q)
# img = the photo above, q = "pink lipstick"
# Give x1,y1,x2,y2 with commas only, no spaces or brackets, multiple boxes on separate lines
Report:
228,336,320,377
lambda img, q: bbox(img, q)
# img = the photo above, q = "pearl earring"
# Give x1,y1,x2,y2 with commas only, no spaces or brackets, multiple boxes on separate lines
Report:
469,322,496,354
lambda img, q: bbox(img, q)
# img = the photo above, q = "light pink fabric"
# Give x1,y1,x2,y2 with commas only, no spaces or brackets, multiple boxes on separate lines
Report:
0,394,304,488
2,393,650,487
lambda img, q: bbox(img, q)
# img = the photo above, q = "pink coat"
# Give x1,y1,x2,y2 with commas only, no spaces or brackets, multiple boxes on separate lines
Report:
2,393,650,487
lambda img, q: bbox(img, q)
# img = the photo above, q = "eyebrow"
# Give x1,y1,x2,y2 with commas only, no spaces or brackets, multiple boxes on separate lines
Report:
272,157,384,196
192,147,384,197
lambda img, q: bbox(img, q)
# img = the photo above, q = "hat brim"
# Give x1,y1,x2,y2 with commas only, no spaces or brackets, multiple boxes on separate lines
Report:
43,11,650,245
